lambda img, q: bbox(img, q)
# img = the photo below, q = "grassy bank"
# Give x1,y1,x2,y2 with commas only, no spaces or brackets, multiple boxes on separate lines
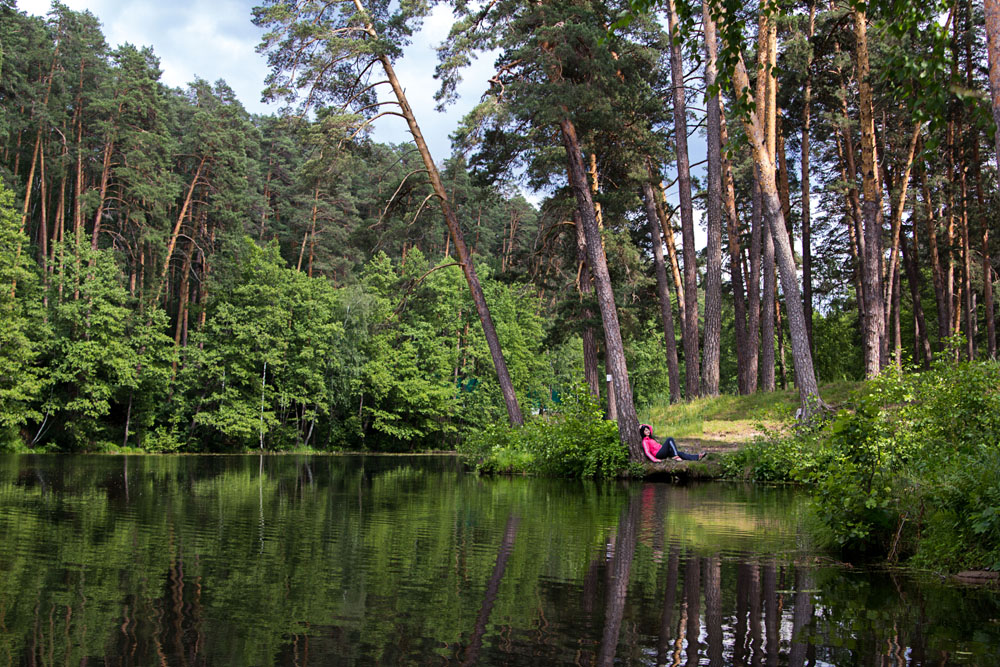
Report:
638,380,859,456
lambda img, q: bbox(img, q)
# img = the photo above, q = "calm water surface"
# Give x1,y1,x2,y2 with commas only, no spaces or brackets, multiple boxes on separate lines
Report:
0,454,997,665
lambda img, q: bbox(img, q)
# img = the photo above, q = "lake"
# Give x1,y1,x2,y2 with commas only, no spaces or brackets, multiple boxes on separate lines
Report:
0,454,997,665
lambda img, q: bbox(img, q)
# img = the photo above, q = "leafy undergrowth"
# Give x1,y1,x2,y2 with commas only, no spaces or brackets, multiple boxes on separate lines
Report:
718,357,1000,574
461,384,624,478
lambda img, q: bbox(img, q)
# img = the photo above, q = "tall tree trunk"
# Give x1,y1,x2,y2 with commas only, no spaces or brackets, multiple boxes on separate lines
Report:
801,1,816,352
158,155,205,302
587,156,618,420
854,6,887,377
748,180,762,394
958,138,974,359
701,3,722,396
761,224,776,392
776,296,788,390
90,100,127,255
921,167,948,348
761,17,778,393
653,177,687,330
560,117,642,457
902,224,933,368
720,113,750,393
11,129,41,297
38,139,49,293
298,188,319,272
12,46,59,295
986,0,1000,166
985,227,996,358
643,182,681,402
945,120,957,344
351,0,524,425
668,0,700,399
892,258,902,368
882,122,923,332
574,212,602,397
732,44,823,412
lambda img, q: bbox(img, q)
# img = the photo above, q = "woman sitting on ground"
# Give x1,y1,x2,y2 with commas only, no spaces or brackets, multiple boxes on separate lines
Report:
640,424,706,462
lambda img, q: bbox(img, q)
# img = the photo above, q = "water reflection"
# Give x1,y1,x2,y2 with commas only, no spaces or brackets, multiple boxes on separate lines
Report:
0,455,997,665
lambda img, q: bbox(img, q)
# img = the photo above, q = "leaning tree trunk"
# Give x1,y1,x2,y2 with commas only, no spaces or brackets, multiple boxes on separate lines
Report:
668,0,700,399
701,2,722,396
560,117,642,458
347,6,523,425
642,182,681,402
732,51,823,413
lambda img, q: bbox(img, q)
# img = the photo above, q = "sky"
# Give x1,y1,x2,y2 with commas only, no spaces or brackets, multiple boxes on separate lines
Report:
17,0,496,163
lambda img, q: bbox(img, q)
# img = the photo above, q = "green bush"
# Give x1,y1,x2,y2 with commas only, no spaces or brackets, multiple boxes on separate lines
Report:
461,384,625,478
803,359,1000,568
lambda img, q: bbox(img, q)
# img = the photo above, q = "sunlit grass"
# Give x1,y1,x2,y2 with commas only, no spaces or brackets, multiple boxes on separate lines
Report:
640,381,862,440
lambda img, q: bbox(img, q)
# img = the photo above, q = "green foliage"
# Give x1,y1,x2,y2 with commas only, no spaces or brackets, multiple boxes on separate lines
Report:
0,180,44,447
463,384,625,478
41,245,174,450
719,431,811,483
717,359,1000,571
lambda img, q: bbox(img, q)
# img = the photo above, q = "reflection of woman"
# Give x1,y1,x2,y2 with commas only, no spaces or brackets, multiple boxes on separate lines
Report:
640,424,705,462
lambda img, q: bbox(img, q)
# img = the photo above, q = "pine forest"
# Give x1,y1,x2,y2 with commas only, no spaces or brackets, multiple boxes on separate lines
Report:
1,0,997,455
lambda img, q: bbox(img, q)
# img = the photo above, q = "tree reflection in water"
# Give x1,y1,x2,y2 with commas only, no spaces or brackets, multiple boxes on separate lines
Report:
1,457,998,665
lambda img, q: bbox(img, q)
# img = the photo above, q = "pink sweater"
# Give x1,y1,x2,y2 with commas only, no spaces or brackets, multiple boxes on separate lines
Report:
642,436,663,462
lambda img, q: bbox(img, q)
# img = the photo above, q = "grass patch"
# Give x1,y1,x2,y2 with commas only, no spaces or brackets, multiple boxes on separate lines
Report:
640,381,860,441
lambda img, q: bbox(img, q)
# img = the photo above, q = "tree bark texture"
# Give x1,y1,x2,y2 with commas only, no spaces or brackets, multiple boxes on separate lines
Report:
761,222,776,392
643,182,681,402
560,118,642,457
854,6,887,377
701,3,722,396
668,0,700,399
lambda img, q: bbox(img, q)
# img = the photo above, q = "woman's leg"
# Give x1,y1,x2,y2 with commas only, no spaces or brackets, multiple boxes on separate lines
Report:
666,437,700,461
653,441,674,460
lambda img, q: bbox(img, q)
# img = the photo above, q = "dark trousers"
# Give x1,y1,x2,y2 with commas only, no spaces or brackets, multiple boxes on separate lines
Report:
654,437,699,461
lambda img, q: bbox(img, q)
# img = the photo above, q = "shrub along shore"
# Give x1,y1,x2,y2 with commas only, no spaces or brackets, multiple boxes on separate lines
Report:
464,357,1000,575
